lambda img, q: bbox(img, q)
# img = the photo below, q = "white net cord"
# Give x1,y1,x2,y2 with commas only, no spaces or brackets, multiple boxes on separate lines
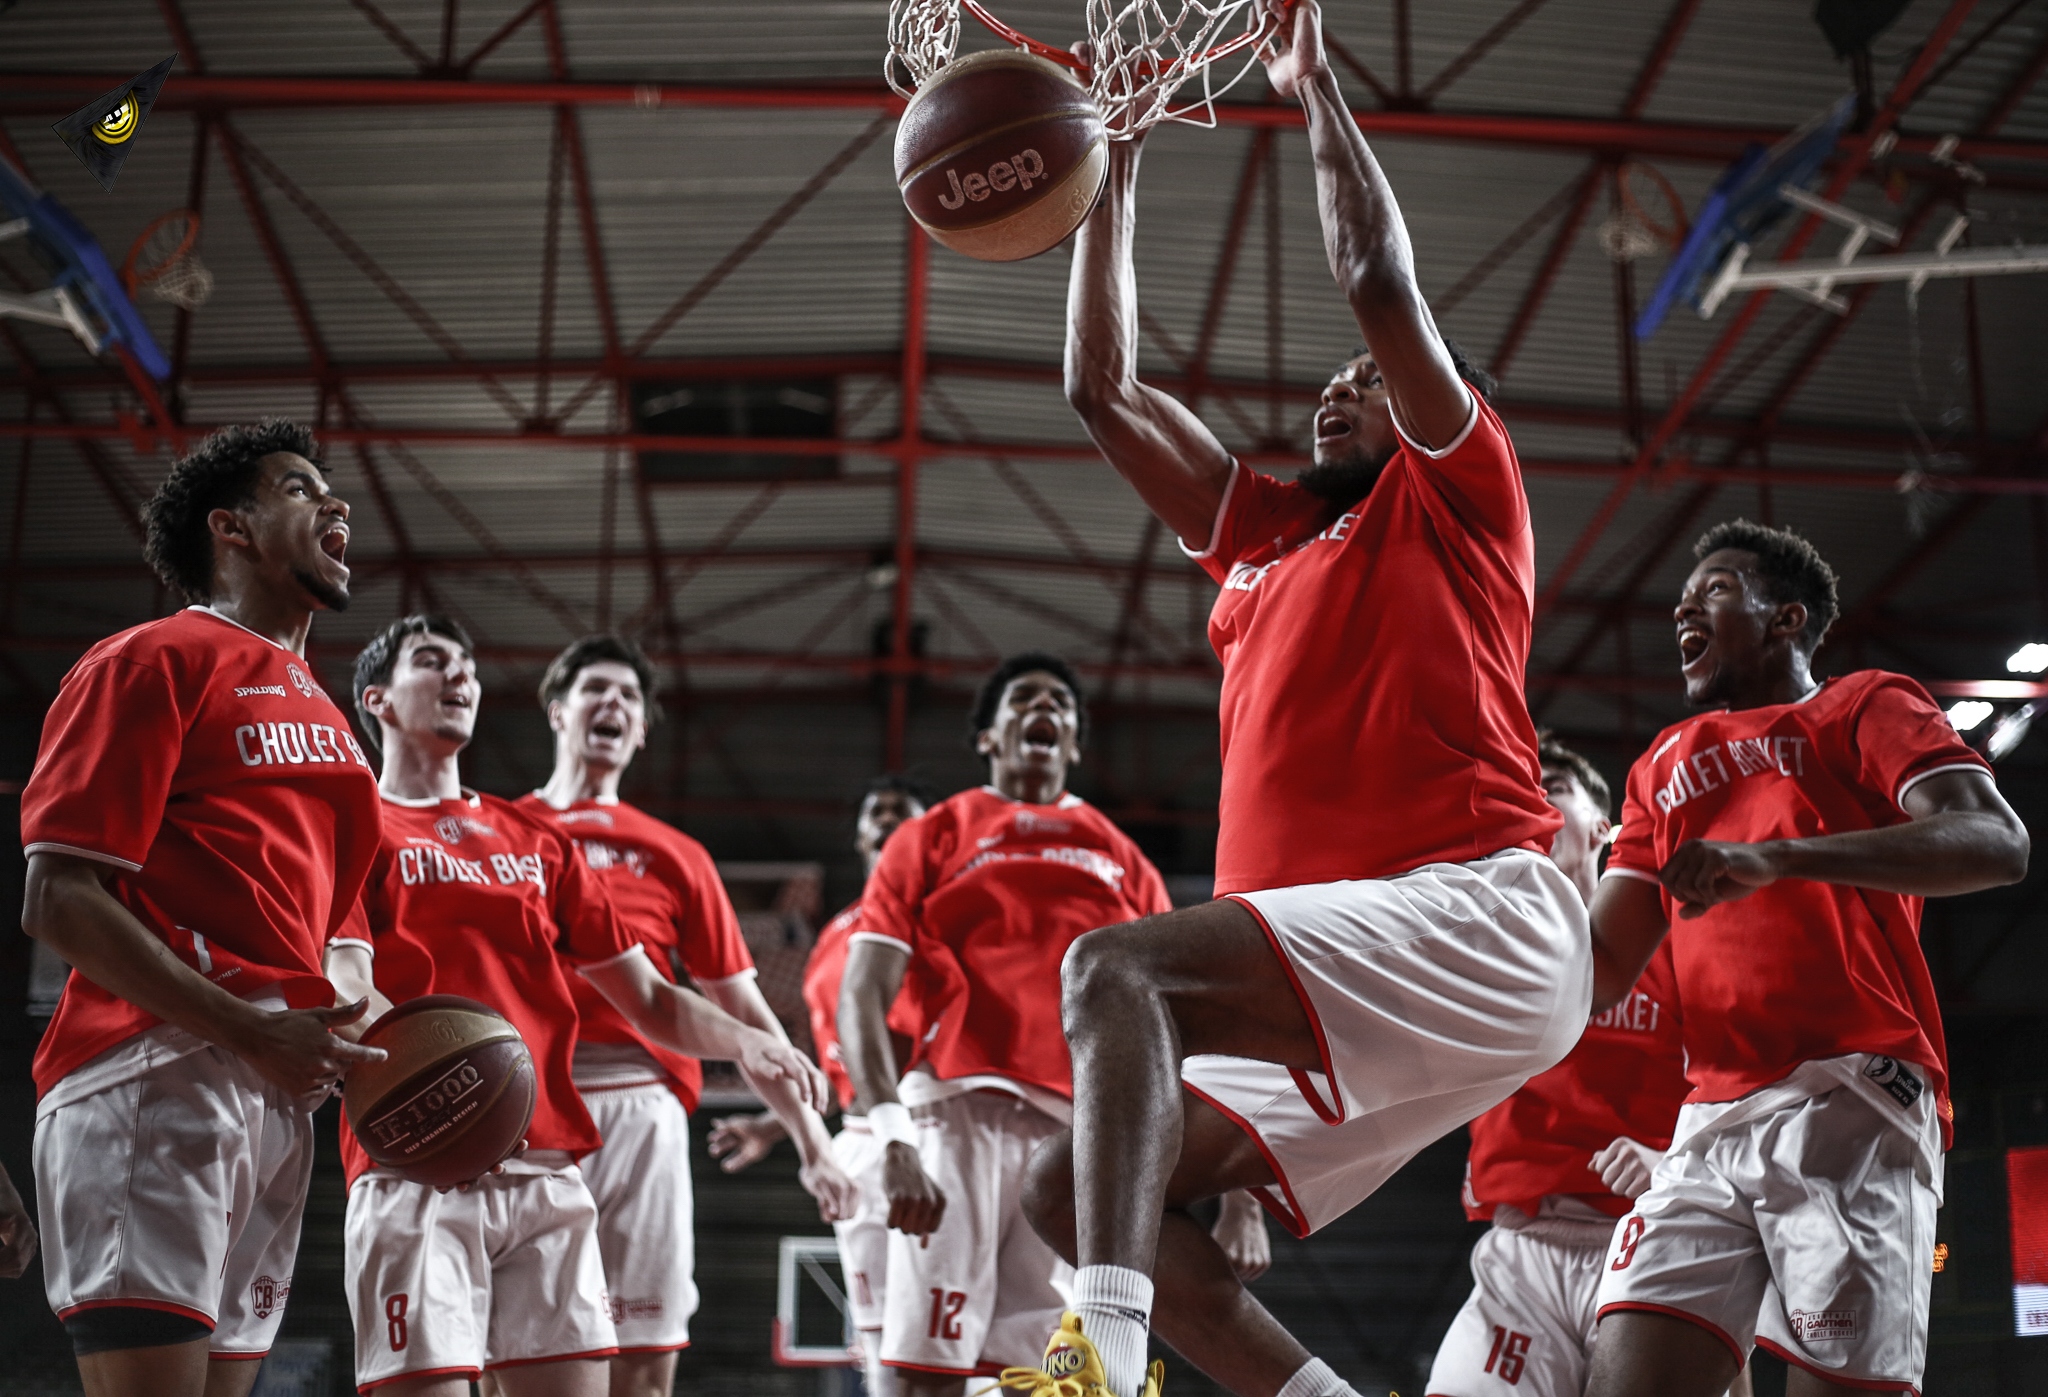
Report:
887,0,962,98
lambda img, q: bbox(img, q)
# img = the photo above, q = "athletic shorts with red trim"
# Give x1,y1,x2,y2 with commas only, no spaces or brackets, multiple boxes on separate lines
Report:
1594,1060,1943,1393
1424,1205,1618,1397
1182,849,1591,1237
578,1083,698,1352
345,1156,618,1390
831,1120,890,1332
879,1090,1071,1376
35,1019,316,1359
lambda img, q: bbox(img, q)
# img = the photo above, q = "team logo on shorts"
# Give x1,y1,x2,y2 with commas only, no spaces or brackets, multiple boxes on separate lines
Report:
1863,1056,1924,1110
1789,1309,1859,1342
249,1274,291,1319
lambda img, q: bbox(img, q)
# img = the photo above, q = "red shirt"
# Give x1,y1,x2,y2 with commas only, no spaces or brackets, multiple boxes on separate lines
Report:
1464,943,1690,1221
860,787,1171,1099
803,901,926,1112
1606,671,1991,1143
1188,399,1560,895
515,795,756,1113
21,608,382,1097
338,791,634,1185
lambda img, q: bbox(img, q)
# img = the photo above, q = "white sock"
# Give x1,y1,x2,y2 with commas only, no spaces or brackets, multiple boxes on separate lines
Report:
1072,1264,1154,1397
1274,1358,1358,1397
860,1330,894,1397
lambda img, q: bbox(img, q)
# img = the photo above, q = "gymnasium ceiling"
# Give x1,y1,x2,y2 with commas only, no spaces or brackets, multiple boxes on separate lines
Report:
1,0,2047,868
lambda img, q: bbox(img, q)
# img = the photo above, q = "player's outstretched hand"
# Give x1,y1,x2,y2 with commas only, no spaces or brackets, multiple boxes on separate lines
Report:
739,1035,833,1116
1658,838,1781,919
799,1154,861,1224
0,1162,39,1279
1256,0,1326,101
234,998,388,1103
708,1111,786,1173
882,1140,946,1240
1212,1190,1271,1281
1590,1135,1664,1200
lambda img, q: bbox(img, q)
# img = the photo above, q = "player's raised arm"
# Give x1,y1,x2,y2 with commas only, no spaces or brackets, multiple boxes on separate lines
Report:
1065,135,1234,545
1261,0,1470,449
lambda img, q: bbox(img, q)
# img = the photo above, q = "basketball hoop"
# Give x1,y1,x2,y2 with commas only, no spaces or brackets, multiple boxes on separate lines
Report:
1599,161,1688,264
887,0,1283,135
122,209,214,311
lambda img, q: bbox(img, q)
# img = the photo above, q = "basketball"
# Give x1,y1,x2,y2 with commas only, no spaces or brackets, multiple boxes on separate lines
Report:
894,48,1108,262
342,995,536,1189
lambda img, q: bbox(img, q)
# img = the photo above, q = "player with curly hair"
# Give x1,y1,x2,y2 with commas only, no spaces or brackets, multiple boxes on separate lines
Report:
20,420,386,1397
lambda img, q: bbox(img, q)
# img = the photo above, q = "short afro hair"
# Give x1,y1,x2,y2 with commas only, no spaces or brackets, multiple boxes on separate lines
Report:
862,773,930,811
142,419,320,603
1536,730,1611,818
1345,335,1497,404
968,651,1090,751
351,614,475,752
538,634,662,723
1694,519,1840,651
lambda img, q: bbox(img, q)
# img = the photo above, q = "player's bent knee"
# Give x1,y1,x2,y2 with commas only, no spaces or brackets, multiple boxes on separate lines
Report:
1021,1130,1079,1257
1059,925,1148,1023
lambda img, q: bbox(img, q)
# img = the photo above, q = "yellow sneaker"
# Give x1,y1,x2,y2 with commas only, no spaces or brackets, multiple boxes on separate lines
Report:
977,1314,1164,1397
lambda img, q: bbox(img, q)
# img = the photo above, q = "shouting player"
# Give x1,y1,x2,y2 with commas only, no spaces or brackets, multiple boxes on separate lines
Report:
331,616,829,1397
1426,736,1697,1397
838,655,1173,1394
519,635,854,1397
1583,521,2028,1397
20,421,385,1396
1027,5,1588,1396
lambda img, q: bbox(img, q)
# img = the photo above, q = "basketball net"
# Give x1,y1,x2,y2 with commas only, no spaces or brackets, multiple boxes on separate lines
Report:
123,209,215,311
887,0,1279,135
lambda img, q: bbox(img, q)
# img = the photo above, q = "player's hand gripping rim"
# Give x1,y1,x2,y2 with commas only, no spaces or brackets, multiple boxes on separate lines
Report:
1254,0,1325,102
1657,837,1783,919
233,996,388,1106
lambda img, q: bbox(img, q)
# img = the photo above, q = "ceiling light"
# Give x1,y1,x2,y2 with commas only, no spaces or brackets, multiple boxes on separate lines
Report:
2007,642,2048,673
1946,700,1994,732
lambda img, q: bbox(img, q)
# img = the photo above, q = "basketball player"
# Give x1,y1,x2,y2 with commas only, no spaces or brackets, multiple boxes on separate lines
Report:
1583,521,2028,1397
1024,5,1589,1396
20,421,387,1397
330,615,829,1397
0,1162,35,1278
518,634,855,1397
839,655,1173,1395
1425,736,1700,1397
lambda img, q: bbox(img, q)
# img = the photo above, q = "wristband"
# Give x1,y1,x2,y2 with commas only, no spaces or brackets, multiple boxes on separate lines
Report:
869,1101,917,1148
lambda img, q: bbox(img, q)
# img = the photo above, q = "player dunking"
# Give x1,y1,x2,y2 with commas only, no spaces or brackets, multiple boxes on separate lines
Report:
1583,522,2028,1397
519,635,855,1397
331,616,829,1397
1425,736,1705,1397
839,655,1174,1394
20,421,386,1396
1021,5,1588,1396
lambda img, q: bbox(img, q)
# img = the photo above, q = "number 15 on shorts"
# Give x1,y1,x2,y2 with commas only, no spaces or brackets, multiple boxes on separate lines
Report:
1484,1326,1529,1385
928,1289,965,1340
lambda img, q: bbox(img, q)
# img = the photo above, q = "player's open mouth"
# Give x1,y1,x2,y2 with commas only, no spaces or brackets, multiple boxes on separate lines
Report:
591,717,625,740
319,522,349,562
1677,626,1710,666
1315,410,1352,442
440,692,472,712
1021,715,1060,750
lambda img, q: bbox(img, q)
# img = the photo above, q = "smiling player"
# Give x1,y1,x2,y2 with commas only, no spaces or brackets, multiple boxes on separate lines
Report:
21,421,385,1397
1583,522,2028,1397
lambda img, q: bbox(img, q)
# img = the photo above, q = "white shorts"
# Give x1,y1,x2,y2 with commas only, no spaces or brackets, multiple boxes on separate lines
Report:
1425,1213,1617,1397
578,1084,698,1352
345,1159,619,1390
880,1090,1072,1377
832,1120,890,1332
1595,1062,1943,1391
35,1027,316,1358
1184,850,1591,1237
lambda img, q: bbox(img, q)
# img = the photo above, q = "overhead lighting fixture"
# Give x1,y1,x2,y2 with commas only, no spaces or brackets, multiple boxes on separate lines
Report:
2008,642,2048,674
1947,700,1994,732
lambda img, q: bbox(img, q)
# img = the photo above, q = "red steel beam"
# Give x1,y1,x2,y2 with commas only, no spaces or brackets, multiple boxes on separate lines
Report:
886,219,930,770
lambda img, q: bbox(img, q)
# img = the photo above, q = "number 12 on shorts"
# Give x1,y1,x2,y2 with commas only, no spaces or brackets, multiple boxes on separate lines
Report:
1484,1326,1529,1385
927,1288,965,1341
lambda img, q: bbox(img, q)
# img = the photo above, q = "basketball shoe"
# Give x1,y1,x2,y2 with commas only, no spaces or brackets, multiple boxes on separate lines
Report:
980,1312,1163,1397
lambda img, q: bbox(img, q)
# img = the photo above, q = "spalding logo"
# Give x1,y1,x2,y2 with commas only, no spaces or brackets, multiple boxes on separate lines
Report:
936,150,1047,210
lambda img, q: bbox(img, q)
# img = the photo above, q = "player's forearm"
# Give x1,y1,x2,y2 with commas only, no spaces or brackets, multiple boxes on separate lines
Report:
747,1069,835,1165
1064,139,1143,413
322,944,393,1040
1295,66,1413,314
23,854,273,1052
1587,876,1670,1013
1762,809,2029,897
838,946,909,1115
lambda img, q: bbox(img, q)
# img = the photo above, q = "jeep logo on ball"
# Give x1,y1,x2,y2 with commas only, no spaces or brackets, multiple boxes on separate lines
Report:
935,150,1047,210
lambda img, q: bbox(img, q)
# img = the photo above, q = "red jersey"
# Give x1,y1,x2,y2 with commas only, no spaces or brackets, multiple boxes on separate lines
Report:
802,901,926,1112
515,795,756,1113
1187,399,1560,895
1464,942,1690,1221
1606,671,1991,1143
21,608,381,1097
338,791,635,1185
860,787,1171,1100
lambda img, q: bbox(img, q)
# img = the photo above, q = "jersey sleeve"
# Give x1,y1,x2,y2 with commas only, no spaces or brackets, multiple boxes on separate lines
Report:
552,831,636,963
20,654,187,871
1180,463,1328,584
856,815,930,954
1851,674,1994,810
1604,749,1664,885
329,893,374,952
668,839,756,983
1391,394,1529,539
